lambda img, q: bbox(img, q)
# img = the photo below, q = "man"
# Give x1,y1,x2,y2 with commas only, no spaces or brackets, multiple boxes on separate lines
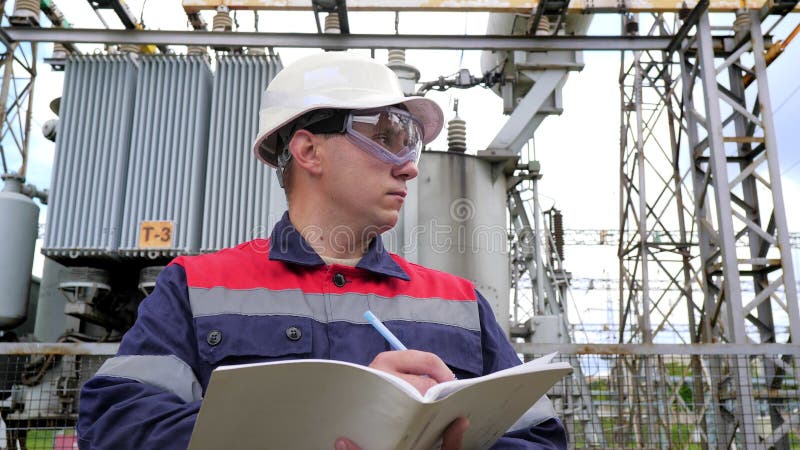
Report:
78,52,567,449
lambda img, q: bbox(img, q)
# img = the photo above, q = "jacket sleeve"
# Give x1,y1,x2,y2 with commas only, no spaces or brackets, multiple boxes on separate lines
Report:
77,264,202,450
476,290,568,450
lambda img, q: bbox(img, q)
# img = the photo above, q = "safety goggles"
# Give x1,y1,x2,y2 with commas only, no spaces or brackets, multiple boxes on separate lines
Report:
343,107,424,166
280,106,424,170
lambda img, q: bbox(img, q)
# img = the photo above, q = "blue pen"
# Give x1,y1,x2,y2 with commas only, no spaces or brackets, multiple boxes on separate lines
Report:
364,310,408,351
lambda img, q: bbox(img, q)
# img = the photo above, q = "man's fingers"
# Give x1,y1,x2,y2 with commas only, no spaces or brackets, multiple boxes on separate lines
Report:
441,416,470,450
395,373,438,395
370,350,455,383
334,438,360,450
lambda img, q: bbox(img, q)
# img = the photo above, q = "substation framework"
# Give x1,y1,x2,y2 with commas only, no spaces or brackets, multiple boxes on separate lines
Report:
1,0,799,448
618,0,800,447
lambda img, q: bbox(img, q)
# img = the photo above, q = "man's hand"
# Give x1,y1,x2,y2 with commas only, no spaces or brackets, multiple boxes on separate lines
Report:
335,417,470,450
333,350,470,449
367,349,455,395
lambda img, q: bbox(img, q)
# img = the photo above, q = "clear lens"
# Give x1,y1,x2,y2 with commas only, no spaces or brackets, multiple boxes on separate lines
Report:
345,107,423,166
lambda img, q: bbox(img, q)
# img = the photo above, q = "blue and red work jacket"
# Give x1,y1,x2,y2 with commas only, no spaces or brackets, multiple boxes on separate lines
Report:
78,212,567,449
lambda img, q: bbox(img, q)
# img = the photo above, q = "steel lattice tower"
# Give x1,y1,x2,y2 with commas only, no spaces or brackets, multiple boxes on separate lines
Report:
619,3,800,448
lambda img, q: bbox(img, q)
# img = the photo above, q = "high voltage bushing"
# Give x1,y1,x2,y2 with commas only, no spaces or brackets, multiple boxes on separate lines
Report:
324,13,341,34
118,43,140,54
213,6,233,32
388,49,406,64
386,49,420,96
12,0,41,26
733,9,751,37
187,45,208,56
212,6,236,51
52,43,69,56
447,115,467,153
14,0,40,16
535,16,551,36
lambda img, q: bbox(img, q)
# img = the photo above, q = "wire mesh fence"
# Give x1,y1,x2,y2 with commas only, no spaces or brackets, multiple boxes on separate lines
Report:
0,343,796,449
0,344,112,450
523,345,800,449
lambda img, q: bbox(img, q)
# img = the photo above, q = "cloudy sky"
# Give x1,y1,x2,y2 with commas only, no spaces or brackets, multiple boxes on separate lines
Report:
8,1,799,340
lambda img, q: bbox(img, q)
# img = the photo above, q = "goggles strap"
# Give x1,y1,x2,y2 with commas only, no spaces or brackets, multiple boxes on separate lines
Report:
275,109,349,189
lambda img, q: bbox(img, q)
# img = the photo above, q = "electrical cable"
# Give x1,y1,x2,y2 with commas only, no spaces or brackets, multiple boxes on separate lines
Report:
139,0,149,24
774,81,800,116
782,157,800,176
776,81,800,176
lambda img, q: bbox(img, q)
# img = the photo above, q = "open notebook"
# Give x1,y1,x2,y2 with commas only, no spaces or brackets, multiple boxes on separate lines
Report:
188,353,572,450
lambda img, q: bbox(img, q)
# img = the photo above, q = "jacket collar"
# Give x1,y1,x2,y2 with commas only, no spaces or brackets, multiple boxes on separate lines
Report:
268,211,410,281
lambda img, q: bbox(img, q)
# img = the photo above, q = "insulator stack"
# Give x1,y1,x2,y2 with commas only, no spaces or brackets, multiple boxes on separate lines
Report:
388,49,406,64
325,13,341,34
386,49,420,96
536,16,551,36
447,116,467,153
187,45,208,56
553,209,565,261
13,0,40,19
52,43,69,58
213,6,233,32
733,10,751,36
118,44,140,54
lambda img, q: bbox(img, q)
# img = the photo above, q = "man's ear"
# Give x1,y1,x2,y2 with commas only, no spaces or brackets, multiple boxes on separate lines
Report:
288,129,323,176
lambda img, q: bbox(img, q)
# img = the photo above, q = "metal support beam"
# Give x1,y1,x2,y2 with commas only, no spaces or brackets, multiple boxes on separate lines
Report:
481,49,584,159
696,12,763,447
0,27,705,51
181,0,800,13
665,0,709,55
514,342,800,355
87,0,137,29
483,69,566,157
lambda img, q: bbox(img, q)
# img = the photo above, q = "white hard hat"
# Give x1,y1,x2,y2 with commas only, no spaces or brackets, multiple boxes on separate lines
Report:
252,52,444,168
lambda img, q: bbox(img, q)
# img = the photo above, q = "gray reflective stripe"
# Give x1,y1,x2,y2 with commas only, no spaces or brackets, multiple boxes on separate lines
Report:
96,355,203,403
508,395,558,432
188,287,480,331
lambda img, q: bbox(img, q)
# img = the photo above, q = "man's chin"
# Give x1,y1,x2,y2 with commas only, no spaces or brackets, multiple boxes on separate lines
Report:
374,212,400,235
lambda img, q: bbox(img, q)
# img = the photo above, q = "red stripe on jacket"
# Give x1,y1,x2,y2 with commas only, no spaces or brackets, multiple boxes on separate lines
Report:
170,239,477,302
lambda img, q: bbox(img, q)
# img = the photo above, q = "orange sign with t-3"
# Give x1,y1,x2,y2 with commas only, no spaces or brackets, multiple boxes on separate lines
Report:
139,221,174,248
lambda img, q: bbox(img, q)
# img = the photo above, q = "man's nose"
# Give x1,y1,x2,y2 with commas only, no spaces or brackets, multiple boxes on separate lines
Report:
392,159,419,180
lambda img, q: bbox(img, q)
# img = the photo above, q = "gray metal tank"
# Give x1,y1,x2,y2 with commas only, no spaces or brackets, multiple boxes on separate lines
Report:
0,177,40,329
387,152,511,333
33,257,77,342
